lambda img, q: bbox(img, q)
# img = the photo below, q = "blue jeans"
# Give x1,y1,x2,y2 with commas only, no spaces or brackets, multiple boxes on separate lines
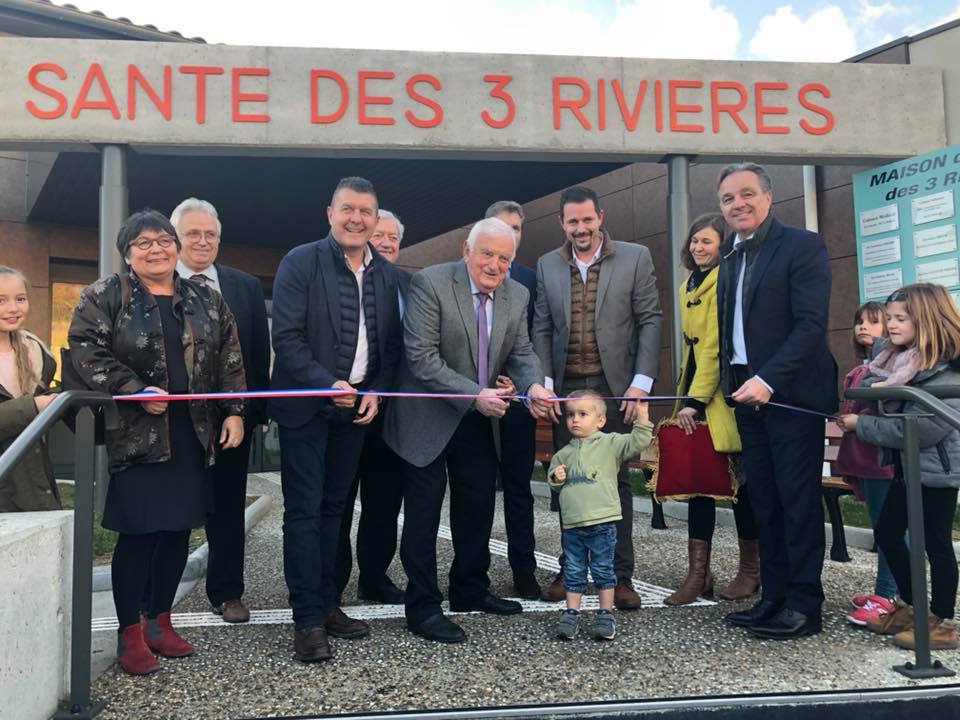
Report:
861,478,901,599
561,522,617,594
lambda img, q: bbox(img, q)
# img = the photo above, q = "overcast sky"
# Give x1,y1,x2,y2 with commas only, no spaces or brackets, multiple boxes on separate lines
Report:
72,0,960,62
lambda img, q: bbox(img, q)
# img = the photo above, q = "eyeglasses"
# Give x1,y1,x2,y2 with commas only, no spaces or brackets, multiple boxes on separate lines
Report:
183,229,219,242
129,235,176,251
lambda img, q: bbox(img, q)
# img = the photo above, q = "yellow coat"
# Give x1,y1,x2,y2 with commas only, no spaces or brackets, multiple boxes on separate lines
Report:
672,266,741,453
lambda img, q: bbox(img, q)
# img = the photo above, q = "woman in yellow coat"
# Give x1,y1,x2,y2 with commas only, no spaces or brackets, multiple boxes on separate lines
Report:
664,213,759,605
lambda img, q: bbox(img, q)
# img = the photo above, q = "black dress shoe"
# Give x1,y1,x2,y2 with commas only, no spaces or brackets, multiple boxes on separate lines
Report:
358,577,406,605
513,573,541,600
725,599,782,628
749,607,822,640
408,613,467,643
449,592,523,615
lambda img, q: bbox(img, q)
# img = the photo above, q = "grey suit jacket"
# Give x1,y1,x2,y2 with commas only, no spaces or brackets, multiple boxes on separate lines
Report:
383,261,543,467
533,235,663,396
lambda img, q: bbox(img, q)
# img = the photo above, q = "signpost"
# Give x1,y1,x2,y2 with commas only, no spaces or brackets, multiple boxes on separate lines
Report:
853,146,960,302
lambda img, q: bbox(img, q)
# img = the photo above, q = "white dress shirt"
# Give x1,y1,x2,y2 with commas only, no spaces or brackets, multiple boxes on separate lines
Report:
177,261,220,293
731,233,773,392
467,275,494,341
348,246,373,386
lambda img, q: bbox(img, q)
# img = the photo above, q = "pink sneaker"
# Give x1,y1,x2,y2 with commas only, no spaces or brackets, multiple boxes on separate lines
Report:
851,592,874,608
847,596,894,626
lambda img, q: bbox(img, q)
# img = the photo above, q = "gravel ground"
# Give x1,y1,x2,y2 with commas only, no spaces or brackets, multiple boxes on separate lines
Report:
90,472,960,719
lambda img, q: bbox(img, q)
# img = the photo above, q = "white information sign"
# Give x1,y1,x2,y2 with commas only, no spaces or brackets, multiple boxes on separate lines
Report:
916,257,960,287
861,235,902,267
914,224,957,258
863,268,904,299
911,190,956,226
859,205,900,237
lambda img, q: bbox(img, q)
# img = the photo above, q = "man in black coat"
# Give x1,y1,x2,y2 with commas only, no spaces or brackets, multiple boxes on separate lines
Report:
269,177,403,661
484,200,540,599
335,209,410,604
173,198,270,624
715,163,837,640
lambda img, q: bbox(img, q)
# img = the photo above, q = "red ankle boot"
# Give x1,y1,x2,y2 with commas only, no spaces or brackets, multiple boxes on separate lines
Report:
145,612,194,658
117,623,161,675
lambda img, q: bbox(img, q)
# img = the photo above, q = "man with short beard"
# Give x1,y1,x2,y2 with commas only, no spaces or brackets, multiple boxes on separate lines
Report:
533,185,662,609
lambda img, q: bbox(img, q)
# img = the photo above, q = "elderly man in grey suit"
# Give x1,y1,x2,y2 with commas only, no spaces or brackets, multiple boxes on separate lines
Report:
383,216,553,643
534,185,663,608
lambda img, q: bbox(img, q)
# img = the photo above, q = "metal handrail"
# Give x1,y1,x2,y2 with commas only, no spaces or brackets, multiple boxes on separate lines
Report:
0,390,116,720
845,384,960,679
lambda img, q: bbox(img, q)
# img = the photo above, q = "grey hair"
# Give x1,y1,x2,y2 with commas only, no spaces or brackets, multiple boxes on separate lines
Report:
717,163,773,193
377,209,405,243
465,216,517,256
170,197,222,236
484,200,524,222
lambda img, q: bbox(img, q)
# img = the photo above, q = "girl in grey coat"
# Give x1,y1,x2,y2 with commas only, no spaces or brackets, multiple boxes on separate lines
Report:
837,283,960,651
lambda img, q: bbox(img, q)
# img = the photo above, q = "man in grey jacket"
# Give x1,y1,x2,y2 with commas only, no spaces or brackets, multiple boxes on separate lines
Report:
533,185,663,608
383,217,553,643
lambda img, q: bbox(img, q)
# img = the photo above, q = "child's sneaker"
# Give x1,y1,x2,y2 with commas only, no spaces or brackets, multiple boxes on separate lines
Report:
555,609,581,640
589,609,616,641
847,596,894,626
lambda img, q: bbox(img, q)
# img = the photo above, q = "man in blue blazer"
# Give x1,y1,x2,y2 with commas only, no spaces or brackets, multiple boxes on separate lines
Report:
485,200,540,600
715,163,838,640
269,177,403,662
173,198,270,625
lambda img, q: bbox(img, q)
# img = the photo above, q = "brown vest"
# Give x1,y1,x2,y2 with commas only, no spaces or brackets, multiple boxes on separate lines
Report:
565,262,603,378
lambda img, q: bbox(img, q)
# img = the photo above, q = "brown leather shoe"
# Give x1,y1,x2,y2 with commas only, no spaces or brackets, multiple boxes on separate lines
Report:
325,607,370,639
294,625,332,662
213,599,251,624
540,571,566,602
614,578,642,610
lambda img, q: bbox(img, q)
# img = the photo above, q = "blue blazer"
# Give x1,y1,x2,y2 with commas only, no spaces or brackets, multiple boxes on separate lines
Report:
268,236,403,429
216,264,271,427
509,262,537,336
717,216,838,414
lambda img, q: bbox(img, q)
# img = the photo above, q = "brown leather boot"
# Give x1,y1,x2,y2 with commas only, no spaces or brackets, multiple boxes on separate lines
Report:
664,539,714,606
718,538,760,601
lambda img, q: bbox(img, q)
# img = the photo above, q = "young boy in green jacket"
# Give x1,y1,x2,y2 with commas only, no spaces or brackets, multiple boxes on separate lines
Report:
549,389,653,640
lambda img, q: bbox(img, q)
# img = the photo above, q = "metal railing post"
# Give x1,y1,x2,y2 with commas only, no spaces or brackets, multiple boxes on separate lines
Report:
53,406,104,719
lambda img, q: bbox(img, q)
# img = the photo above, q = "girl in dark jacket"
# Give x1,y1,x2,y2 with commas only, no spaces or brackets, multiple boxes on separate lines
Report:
837,283,960,651
0,265,59,512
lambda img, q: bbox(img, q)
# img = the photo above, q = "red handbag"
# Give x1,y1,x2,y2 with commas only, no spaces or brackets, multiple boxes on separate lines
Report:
648,419,737,502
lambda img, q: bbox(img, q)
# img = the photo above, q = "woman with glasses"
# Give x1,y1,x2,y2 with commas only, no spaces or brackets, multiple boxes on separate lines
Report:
67,209,247,675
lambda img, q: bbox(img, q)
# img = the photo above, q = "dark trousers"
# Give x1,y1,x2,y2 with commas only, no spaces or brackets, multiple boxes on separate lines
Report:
735,403,826,615
499,402,537,576
335,422,405,595
205,430,253,607
875,481,959,619
553,375,635,579
112,530,190,629
399,411,498,625
279,414,367,628
688,483,758,542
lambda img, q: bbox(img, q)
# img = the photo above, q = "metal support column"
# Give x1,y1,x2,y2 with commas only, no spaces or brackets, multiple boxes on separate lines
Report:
94,145,128,510
894,414,955,678
802,165,819,233
98,145,127,278
667,156,692,380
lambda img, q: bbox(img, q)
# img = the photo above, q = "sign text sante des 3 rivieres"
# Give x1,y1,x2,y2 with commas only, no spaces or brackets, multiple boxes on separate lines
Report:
0,38,946,160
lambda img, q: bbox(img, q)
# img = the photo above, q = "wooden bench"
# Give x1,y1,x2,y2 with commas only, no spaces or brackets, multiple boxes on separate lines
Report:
533,418,856,561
